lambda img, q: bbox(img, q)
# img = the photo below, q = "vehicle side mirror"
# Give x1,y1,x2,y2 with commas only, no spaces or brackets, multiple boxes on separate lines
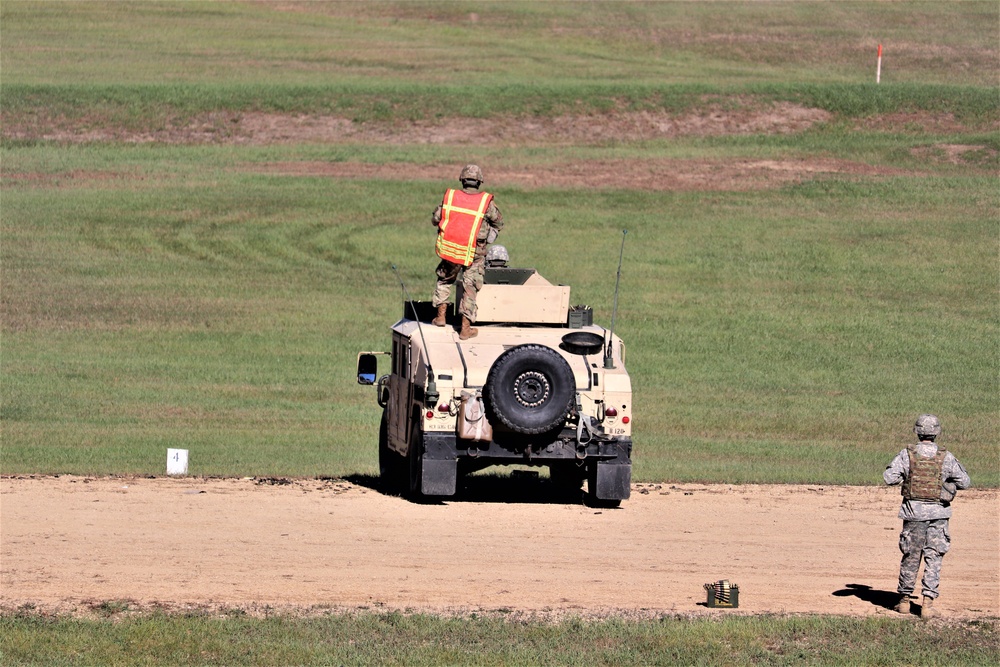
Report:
357,353,378,385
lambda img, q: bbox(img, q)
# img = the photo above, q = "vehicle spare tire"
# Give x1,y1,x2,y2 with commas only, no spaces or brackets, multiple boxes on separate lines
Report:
484,344,576,435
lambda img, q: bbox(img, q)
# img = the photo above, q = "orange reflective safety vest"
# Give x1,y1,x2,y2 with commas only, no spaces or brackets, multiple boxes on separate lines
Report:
435,189,494,267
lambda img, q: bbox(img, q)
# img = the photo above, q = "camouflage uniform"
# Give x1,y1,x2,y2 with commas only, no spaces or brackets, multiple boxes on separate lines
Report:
883,441,970,600
431,186,503,322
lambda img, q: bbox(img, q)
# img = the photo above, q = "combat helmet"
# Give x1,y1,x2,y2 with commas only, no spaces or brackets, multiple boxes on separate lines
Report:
459,164,484,187
485,244,509,267
913,414,942,438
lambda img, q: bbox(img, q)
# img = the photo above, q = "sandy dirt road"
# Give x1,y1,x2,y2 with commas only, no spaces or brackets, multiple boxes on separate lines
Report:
2,476,997,619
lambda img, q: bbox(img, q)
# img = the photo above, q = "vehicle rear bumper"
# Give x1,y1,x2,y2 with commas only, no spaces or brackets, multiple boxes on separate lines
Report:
423,431,632,464
420,431,632,500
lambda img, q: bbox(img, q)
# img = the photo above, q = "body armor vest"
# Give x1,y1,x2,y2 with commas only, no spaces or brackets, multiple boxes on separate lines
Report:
435,189,493,267
901,444,946,502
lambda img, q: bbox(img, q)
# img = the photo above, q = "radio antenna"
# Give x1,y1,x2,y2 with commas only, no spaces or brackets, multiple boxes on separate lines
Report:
604,230,627,369
392,265,438,406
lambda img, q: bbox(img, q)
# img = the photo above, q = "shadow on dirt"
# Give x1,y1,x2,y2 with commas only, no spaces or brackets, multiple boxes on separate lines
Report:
344,472,612,507
832,584,900,610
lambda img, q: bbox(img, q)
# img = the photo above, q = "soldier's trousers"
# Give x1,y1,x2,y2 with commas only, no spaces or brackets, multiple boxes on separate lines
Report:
432,255,485,322
897,519,950,599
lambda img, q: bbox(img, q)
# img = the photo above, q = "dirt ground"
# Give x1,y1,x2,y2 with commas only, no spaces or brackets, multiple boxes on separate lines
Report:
246,156,916,193
2,475,997,620
7,156,918,194
3,103,834,146
6,106,994,193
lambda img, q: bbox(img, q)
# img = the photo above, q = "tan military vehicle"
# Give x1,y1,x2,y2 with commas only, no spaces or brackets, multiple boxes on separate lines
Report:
357,264,632,506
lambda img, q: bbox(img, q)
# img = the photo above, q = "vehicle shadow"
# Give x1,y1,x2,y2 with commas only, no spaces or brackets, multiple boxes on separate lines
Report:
832,583,900,610
344,472,602,507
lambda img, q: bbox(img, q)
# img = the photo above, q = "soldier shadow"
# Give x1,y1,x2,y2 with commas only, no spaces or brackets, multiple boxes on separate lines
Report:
832,584,900,610
345,472,593,506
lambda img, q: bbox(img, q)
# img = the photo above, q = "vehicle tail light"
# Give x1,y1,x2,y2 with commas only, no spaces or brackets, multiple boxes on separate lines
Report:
426,410,435,419
438,404,450,412
622,416,630,424
605,406,618,417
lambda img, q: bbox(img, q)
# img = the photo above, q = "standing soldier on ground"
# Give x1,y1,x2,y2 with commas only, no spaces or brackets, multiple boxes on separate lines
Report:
431,164,504,340
883,414,971,618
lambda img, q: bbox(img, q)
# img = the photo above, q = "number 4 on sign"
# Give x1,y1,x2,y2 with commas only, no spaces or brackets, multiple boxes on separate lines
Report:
166,448,189,475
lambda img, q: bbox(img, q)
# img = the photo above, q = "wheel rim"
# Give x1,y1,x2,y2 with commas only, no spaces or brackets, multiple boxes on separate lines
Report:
513,371,550,408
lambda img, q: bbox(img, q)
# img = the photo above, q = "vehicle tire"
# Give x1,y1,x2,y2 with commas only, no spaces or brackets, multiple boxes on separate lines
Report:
484,344,575,435
378,411,404,494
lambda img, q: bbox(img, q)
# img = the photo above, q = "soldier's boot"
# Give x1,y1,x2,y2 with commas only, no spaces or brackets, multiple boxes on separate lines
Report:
459,316,478,340
920,596,936,619
432,304,448,327
893,594,911,614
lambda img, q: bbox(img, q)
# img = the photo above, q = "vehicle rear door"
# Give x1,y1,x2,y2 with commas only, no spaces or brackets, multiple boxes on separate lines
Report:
387,333,412,452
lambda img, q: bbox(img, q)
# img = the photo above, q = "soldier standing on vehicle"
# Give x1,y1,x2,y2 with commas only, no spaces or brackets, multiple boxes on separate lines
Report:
883,414,971,618
431,164,504,340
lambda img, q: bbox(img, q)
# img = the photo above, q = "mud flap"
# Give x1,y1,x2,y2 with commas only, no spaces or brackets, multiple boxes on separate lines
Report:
421,458,457,496
593,461,631,500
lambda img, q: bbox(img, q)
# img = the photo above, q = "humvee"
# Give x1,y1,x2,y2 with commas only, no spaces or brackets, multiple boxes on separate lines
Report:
356,265,632,506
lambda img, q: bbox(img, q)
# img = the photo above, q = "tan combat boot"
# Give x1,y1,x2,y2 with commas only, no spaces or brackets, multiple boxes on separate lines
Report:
432,304,448,327
920,596,936,619
459,316,478,340
893,594,910,614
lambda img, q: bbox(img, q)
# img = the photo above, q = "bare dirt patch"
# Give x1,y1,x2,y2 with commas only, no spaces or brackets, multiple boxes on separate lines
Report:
249,157,913,192
4,104,831,146
7,105,992,148
5,104,977,191
855,112,971,135
1,169,139,188
910,142,999,167
236,103,832,146
4,156,910,194
2,475,997,620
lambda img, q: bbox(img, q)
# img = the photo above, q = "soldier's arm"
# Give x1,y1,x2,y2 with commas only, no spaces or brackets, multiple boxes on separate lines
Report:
883,450,908,485
432,204,443,227
945,454,971,490
485,201,503,231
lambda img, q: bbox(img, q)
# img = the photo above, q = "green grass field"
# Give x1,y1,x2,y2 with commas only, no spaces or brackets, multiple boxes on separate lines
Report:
2,610,998,667
4,128,997,484
3,1,998,87
2,1,998,663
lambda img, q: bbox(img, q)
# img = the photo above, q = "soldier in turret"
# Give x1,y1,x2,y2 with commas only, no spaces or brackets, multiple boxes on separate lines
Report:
430,164,504,340
883,414,971,618
484,244,509,268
